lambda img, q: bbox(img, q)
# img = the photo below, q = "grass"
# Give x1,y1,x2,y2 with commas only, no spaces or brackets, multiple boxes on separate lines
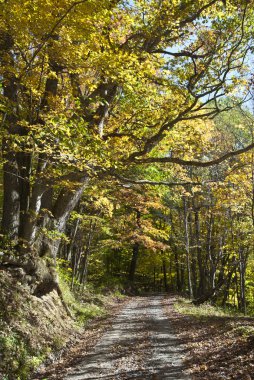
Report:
233,325,254,337
58,275,107,326
174,297,243,319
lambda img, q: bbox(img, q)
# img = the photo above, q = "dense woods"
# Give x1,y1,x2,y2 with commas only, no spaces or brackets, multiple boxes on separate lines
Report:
1,0,254,378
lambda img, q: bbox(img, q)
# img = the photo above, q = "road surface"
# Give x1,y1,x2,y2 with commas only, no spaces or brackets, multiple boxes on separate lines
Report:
65,295,189,380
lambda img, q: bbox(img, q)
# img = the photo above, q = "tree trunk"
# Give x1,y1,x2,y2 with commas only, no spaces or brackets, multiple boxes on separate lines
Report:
38,181,88,259
128,210,141,286
79,220,95,285
1,48,20,239
238,247,247,314
189,211,197,297
128,242,139,283
1,152,20,238
194,208,205,297
162,257,168,292
67,216,81,261
207,213,216,289
183,197,193,298
174,250,182,291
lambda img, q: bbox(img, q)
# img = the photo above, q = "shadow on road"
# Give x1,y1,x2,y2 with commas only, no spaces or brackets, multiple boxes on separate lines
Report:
65,296,189,380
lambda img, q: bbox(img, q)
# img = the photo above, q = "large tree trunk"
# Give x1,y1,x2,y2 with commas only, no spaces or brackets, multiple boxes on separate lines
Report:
37,179,88,259
1,152,20,238
1,43,20,239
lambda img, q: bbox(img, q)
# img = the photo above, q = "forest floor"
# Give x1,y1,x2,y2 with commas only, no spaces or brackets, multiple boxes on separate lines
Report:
171,297,254,380
33,295,254,380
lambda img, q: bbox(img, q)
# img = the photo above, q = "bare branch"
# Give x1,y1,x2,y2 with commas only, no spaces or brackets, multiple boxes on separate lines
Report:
134,142,254,167
112,173,202,187
109,171,222,187
151,49,208,59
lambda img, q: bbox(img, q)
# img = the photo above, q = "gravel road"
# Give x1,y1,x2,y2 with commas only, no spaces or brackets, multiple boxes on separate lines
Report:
64,295,189,380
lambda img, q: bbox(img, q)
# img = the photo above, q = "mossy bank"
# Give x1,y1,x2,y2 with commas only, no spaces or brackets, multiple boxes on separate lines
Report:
0,269,115,380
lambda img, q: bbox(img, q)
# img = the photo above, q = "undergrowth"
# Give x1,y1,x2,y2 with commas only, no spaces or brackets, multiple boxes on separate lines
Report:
174,297,243,318
0,329,48,380
0,266,122,380
58,274,106,326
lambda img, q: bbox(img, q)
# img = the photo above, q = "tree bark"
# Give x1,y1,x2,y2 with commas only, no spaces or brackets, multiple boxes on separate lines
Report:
194,208,205,297
1,42,20,239
128,242,139,283
183,197,193,298
128,210,141,286
79,220,95,285
238,247,247,314
162,257,168,292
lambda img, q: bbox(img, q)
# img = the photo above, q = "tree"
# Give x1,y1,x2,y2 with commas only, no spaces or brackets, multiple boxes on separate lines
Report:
1,0,253,297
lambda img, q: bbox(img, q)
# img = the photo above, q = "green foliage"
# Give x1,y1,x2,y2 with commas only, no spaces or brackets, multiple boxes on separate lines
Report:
74,303,104,326
233,325,254,338
57,264,106,325
0,330,47,380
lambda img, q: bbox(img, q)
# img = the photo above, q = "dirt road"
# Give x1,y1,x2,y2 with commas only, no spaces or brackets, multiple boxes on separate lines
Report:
64,295,189,380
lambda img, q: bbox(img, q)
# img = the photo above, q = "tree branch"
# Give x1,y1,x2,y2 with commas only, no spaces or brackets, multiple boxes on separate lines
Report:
151,49,208,59
111,172,213,187
134,142,254,167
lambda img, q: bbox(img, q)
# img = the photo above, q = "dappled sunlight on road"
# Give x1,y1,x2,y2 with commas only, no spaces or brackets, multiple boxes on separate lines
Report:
65,295,188,380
